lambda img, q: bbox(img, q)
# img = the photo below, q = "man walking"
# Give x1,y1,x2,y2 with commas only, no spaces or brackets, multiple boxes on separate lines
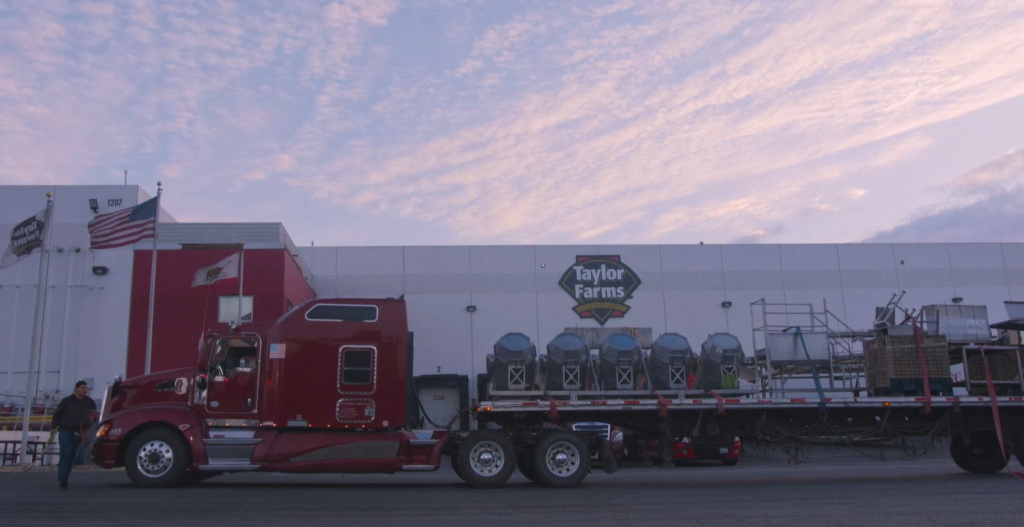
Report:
50,380,97,489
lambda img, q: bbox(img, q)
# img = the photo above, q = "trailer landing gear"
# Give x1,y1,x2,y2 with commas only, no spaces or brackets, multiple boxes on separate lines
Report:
950,432,1008,474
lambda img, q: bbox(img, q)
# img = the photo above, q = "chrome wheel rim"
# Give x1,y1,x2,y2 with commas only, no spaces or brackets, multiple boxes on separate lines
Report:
544,441,581,477
136,440,175,478
468,441,505,477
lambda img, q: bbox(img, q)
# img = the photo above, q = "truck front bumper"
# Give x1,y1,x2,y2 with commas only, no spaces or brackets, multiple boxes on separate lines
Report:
91,440,119,468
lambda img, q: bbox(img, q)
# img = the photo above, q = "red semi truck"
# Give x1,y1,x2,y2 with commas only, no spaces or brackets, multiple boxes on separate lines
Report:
92,298,1024,488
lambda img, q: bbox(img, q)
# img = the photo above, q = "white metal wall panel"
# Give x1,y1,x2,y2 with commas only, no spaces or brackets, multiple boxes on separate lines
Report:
1001,243,1024,302
946,244,1011,316
296,246,338,298
721,245,786,352
892,244,957,309
405,247,472,377
779,244,848,326
468,246,539,376
661,245,730,351
836,244,900,332
335,247,405,298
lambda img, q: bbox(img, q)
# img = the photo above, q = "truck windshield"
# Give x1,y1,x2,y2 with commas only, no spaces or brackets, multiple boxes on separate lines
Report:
209,336,259,380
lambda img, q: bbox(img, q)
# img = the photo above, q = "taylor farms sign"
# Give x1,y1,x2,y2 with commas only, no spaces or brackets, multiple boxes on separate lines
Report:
559,255,641,325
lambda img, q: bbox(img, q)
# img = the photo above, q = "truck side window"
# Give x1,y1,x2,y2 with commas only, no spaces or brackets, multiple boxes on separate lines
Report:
342,349,373,384
209,337,259,380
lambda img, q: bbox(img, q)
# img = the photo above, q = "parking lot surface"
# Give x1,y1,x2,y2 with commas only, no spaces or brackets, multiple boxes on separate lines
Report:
2,446,1022,527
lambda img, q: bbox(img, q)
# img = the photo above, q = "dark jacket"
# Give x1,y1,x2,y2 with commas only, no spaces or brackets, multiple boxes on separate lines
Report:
51,395,97,431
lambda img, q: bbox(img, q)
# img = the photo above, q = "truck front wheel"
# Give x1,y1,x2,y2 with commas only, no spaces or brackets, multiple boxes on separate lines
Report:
950,432,1007,474
125,428,190,488
531,431,590,488
456,430,516,489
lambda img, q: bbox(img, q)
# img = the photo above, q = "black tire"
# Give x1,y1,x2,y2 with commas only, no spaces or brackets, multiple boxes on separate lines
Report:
950,432,1008,474
721,458,738,466
183,471,219,486
531,431,590,488
450,454,465,481
455,430,516,489
517,450,541,483
124,428,190,488
672,459,685,468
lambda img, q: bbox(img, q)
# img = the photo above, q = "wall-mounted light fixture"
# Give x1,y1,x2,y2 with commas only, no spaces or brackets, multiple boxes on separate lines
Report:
466,305,477,313
89,199,99,213
951,297,963,304
92,266,109,276
721,301,733,308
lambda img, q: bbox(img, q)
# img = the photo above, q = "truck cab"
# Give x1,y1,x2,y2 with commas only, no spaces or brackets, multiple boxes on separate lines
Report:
92,298,447,487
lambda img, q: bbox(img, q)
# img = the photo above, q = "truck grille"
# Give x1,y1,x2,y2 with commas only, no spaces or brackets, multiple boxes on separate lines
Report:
571,422,611,440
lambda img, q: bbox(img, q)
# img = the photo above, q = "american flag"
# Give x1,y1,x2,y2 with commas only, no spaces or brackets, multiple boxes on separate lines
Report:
269,343,287,360
88,197,159,250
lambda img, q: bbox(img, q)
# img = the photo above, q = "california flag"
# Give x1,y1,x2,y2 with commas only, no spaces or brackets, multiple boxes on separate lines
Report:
191,253,240,287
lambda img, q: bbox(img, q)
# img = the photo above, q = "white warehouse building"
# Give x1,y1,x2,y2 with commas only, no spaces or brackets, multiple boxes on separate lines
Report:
1,185,1023,408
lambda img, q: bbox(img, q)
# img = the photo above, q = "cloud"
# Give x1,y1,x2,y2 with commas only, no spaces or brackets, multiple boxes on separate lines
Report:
283,0,1024,242
866,149,1024,243
2,1,1024,245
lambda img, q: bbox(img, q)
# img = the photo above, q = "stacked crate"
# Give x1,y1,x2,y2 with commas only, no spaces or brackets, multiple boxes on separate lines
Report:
864,335,951,396
966,350,1022,395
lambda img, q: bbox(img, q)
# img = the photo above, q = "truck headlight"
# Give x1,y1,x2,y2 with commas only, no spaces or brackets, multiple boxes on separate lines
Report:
95,422,111,439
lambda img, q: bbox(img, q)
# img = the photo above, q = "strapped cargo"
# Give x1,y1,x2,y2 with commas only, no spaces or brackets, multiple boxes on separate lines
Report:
695,333,745,390
597,333,644,390
487,332,537,391
542,333,592,390
649,333,694,390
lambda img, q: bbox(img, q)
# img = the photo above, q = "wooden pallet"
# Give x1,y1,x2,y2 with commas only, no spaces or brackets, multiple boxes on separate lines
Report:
864,335,950,390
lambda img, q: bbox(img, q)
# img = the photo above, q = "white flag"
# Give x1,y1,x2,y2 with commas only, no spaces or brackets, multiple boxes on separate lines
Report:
191,253,240,287
1,208,48,269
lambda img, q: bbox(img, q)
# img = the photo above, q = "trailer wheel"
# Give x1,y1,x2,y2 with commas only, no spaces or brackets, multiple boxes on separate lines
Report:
517,450,541,483
456,430,516,489
532,431,590,488
950,432,1007,474
125,428,190,488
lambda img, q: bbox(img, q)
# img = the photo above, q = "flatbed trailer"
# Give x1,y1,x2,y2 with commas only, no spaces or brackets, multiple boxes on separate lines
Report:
91,298,1024,490
464,389,1024,484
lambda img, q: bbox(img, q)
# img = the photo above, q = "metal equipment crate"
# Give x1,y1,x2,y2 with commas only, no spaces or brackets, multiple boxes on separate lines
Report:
864,335,950,394
962,346,1023,395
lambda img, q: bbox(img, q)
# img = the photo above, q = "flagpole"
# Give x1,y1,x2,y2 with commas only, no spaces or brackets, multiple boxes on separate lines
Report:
19,193,53,467
144,182,162,375
237,243,245,325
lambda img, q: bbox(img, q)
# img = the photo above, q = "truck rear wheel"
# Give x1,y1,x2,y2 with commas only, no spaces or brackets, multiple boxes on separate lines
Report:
950,432,1007,474
517,450,540,483
531,431,590,488
456,430,516,489
125,428,190,488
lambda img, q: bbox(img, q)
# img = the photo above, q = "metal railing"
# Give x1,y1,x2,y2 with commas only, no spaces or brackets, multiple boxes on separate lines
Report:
751,299,868,397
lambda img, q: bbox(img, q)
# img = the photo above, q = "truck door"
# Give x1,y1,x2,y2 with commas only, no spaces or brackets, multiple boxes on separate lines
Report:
204,335,261,414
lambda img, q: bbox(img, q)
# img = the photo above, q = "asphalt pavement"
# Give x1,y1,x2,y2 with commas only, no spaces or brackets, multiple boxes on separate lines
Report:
2,445,1022,527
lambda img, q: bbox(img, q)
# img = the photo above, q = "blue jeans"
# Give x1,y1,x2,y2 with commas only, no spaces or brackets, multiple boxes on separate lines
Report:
57,430,81,485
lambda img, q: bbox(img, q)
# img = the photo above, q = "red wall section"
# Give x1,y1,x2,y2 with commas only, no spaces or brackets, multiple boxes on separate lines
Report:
282,251,316,313
126,249,316,377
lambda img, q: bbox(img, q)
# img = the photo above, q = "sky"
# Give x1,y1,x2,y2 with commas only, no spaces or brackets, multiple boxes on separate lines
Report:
1,0,1023,246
